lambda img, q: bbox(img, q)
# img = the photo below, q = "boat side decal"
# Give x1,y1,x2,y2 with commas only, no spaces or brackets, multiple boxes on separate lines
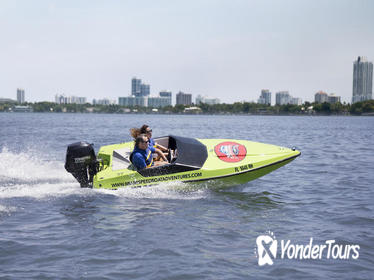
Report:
111,171,203,188
214,141,247,162
234,163,254,173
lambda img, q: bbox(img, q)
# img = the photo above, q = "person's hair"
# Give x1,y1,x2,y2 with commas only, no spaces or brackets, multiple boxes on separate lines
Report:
130,128,141,139
140,124,149,134
135,134,147,148
130,124,150,139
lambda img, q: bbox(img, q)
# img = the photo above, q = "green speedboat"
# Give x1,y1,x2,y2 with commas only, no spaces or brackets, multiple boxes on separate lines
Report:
65,135,300,189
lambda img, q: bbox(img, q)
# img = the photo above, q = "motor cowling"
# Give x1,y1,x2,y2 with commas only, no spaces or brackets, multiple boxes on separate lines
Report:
65,142,98,188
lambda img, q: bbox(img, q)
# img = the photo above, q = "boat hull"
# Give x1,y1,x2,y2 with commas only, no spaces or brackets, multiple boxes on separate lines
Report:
188,156,298,189
92,138,300,189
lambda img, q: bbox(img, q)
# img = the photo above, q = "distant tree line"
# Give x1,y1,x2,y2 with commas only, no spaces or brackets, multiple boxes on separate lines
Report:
1,100,374,115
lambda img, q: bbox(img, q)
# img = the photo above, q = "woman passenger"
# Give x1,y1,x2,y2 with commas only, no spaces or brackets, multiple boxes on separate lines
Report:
130,125,168,162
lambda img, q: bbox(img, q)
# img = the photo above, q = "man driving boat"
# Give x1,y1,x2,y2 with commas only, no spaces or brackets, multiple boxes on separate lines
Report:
130,135,154,170
130,134,168,170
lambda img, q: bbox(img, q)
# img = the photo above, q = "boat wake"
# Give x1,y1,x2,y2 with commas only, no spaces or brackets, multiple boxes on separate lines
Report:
0,147,79,199
96,182,207,200
0,148,208,214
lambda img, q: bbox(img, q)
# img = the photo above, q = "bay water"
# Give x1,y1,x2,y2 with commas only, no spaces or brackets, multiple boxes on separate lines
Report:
0,113,373,279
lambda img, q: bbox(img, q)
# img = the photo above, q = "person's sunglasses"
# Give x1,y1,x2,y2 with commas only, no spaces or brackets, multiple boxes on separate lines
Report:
146,129,152,133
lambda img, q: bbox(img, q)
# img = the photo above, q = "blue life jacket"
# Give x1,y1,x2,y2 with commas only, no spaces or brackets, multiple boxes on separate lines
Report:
149,138,156,149
130,146,153,170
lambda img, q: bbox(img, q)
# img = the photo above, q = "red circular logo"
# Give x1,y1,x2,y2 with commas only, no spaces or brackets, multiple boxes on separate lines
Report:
214,141,247,162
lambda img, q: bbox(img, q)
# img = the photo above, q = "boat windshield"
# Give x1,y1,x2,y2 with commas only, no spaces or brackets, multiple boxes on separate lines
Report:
167,135,207,168
137,135,208,177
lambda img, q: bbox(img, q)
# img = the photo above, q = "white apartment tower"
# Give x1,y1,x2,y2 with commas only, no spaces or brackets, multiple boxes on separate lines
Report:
17,88,25,103
352,56,373,103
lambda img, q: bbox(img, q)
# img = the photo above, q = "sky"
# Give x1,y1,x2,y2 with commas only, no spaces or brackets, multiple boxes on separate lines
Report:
0,0,373,104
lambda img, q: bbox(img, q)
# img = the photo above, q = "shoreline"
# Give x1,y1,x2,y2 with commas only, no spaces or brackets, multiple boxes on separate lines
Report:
1,99,373,116
1,111,370,116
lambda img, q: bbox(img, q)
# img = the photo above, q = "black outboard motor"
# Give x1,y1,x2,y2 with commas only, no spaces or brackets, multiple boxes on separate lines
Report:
65,142,98,188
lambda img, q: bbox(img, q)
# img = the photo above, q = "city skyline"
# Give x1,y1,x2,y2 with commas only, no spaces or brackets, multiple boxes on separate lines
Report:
0,0,373,103
0,81,359,106
4,64,372,105
1,68,365,106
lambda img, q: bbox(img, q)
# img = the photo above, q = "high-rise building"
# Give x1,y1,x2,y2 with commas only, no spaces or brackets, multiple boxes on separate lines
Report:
17,88,25,103
55,94,66,104
119,96,147,107
146,91,172,108
176,91,192,106
195,95,203,105
275,91,291,105
140,84,150,96
148,96,171,108
132,77,151,97
195,95,220,105
125,77,150,105
327,94,341,104
257,89,271,105
70,96,87,104
131,77,142,96
290,97,302,106
315,91,329,103
159,91,172,99
315,91,341,104
54,94,86,104
352,56,373,103
159,91,172,105
93,98,116,105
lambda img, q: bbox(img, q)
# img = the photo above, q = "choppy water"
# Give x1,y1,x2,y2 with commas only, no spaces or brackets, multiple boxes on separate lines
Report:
0,113,373,279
